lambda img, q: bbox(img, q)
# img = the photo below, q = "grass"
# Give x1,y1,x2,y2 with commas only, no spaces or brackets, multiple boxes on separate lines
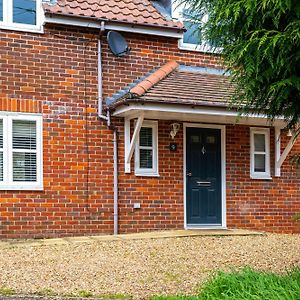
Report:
152,267,300,300
36,287,57,296
77,289,94,298
0,287,15,296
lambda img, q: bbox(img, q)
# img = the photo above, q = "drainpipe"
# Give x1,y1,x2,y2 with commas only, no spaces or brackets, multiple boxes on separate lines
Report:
97,21,118,235
113,128,118,235
98,21,108,121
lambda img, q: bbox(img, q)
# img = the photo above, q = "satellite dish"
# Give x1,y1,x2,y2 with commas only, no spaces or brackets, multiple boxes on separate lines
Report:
107,31,131,57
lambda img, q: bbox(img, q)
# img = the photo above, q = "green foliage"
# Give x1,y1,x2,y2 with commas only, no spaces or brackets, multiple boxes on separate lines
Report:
77,289,94,298
151,267,300,300
198,267,300,300
293,212,300,227
36,287,57,296
0,287,15,296
179,0,300,128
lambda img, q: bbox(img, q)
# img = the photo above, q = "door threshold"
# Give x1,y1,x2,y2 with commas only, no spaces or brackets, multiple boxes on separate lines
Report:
186,225,226,230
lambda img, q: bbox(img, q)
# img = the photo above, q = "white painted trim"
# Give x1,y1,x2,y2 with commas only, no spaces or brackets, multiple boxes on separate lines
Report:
126,113,144,164
276,132,297,168
105,23,183,38
44,15,183,38
0,0,44,33
112,103,286,127
183,123,226,229
135,120,159,177
0,112,43,190
275,127,281,177
250,127,271,179
124,117,131,173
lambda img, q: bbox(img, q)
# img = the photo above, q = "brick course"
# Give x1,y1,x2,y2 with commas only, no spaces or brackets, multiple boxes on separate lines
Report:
0,24,299,238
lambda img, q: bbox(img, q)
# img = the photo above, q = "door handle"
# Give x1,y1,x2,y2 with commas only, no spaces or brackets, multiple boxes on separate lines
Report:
186,172,192,177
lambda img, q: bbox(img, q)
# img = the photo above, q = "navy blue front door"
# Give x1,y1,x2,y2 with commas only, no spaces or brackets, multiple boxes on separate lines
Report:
186,127,222,225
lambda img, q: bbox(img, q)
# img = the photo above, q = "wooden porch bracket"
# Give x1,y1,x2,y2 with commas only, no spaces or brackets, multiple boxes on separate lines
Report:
124,113,144,173
275,127,297,177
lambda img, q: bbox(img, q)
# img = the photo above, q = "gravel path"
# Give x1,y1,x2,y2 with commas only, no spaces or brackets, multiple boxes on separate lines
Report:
0,234,299,299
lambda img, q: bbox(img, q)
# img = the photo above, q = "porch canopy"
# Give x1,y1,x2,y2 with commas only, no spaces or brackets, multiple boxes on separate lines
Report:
106,61,295,176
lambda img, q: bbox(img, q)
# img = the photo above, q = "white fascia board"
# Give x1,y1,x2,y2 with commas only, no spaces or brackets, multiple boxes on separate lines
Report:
105,23,183,38
44,15,100,29
112,103,286,127
44,15,183,38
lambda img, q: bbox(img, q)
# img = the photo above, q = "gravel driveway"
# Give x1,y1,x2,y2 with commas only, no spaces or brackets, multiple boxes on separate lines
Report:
0,234,299,299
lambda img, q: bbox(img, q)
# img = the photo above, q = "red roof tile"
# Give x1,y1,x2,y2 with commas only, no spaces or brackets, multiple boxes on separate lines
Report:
130,61,179,96
109,63,234,109
44,0,184,30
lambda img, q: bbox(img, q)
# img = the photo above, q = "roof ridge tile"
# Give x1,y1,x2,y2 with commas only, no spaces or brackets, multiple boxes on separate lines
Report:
130,61,179,97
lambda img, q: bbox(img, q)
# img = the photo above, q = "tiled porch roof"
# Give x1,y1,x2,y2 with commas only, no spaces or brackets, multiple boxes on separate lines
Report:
43,0,184,30
107,62,234,109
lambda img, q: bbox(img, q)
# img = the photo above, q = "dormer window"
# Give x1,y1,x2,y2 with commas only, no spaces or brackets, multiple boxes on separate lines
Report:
0,0,43,32
172,0,211,52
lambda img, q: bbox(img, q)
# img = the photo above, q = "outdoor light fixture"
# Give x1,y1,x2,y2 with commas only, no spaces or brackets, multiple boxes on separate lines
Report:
170,123,180,139
287,129,293,137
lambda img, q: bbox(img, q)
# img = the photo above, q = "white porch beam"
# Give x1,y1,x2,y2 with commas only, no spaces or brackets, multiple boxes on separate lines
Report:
275,131,297,173
124,113,144,173
274,127,281,177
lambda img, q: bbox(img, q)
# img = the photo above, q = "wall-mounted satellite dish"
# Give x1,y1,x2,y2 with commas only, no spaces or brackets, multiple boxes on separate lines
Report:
107,31,131,57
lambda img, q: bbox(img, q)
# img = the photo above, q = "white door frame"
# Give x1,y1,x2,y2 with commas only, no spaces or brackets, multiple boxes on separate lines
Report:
183,123,227,229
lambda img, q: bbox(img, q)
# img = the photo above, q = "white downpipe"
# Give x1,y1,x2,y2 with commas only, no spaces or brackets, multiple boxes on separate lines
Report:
97,22,118,234
97,22,108,121
113,129,118,235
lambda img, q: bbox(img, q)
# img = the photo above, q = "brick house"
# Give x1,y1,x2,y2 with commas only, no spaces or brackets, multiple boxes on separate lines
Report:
0,0,299,238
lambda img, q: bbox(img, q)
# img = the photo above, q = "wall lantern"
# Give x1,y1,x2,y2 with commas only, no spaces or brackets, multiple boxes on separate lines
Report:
170,123,180,139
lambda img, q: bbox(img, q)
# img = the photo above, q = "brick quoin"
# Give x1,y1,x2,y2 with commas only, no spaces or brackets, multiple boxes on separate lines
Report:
0,24,299,238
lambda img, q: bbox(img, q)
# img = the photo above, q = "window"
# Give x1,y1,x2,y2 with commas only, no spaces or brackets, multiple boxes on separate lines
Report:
0,0,42,32
250,128,271,179
172,0,211,52
0,113,43,190
135,121,159,176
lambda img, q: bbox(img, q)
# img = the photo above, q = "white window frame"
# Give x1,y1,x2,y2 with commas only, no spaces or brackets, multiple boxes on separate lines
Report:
171,0,213,53
250,127,271,180
0,0,43,33
0,112,43,190
135,120,159,177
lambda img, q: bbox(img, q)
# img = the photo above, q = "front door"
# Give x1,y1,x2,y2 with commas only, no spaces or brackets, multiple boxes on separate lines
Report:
186,127,222,226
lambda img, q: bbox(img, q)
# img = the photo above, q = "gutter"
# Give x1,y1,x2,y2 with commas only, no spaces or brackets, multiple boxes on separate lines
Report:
44,14,185,38
97,21,118,235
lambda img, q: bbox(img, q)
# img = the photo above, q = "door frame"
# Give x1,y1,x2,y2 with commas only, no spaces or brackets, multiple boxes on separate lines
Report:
183,123,226,229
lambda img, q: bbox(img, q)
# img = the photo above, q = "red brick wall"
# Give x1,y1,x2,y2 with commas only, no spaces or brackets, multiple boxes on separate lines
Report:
117,121,300,234
0,25,222,238
0,24,298,238
226,125,300,233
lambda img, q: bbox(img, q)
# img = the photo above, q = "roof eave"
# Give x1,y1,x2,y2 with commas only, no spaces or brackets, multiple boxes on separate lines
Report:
44,12,185,35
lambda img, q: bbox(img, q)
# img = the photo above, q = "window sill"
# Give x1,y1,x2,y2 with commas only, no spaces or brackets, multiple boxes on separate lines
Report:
134,172,160,177
250,175,272,180
0,24,44,34
0,185,44,191
178,41,221,54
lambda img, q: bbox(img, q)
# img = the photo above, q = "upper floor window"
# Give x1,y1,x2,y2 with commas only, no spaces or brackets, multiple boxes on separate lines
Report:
0,0,43,32
250,128,271,179
172,0,212,52
0,113,43,190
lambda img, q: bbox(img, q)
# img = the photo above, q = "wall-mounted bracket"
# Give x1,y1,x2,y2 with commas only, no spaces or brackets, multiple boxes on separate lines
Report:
124,113,144,173
275,127,297,177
